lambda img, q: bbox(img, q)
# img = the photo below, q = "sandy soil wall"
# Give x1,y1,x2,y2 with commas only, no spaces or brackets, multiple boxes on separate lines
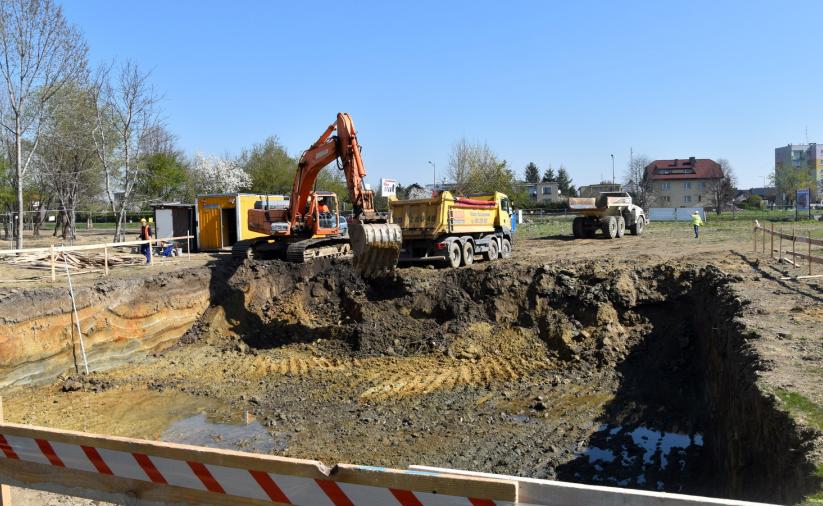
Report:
0,268,211,388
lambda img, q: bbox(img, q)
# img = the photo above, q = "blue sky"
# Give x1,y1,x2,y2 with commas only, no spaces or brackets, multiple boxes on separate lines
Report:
63,0,823,189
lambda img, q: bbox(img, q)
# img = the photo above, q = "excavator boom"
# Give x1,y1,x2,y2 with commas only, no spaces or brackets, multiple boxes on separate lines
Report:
290,113,401,276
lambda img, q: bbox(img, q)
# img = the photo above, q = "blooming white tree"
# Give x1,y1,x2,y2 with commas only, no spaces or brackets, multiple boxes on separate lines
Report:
191,153,250,194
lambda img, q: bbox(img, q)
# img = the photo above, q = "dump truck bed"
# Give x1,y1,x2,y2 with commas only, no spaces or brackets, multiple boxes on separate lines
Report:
568,193,634,217
389,191,505,240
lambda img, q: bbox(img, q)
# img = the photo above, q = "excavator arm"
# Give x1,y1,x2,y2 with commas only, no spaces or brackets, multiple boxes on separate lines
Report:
290,113,401,276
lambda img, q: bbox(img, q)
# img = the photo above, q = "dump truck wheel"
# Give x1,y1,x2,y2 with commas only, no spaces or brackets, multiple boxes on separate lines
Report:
572,217,584,238
483,239,499,261
501,238,512,258
461,241,475,266
447,242,461,268
602,216,618,239
630,216,645,236
616,216,626,238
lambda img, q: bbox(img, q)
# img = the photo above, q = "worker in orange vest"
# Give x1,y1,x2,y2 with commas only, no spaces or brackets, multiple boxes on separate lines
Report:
139,218,152,263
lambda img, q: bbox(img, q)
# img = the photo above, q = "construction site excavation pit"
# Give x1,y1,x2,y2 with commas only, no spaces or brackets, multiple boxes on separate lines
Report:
1,257,819,504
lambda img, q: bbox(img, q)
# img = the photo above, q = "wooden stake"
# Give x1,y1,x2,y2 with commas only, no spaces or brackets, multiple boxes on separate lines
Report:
149,237,154,266
792,227,796,269
186,229,191,260
0,397,11,506
103,246,109,276
753,224,757,253
771,223,774,259
810,232,813,276
779,225,783,263
50,245,56,282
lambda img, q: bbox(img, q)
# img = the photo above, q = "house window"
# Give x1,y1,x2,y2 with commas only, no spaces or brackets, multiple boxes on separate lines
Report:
684,195,692,203
699,182,706,189
660,183,671,191
684,182,692,190
542,186,551,195
663,196,670,203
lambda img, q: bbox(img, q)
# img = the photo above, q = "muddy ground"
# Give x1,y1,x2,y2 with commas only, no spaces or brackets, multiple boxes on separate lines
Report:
3,222,823,504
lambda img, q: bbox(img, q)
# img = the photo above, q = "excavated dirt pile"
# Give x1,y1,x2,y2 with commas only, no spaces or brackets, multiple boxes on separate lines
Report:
168,257,819,502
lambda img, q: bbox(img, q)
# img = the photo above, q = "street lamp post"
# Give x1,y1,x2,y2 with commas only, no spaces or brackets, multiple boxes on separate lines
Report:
611,154,615,184
428,161,436,191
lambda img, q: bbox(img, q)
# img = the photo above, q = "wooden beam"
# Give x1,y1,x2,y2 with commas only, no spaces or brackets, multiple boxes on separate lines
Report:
0,399,9,506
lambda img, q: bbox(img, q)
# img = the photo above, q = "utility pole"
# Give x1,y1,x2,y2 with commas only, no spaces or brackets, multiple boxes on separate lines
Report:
611,154,615,184
428,161,436,192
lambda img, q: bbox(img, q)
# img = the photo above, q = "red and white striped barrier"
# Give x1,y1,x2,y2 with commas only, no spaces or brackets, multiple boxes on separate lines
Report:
0,422,778,506
0,422,516,505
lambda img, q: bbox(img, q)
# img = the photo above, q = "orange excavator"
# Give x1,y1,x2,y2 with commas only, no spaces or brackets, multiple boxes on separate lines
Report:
231,113,402,277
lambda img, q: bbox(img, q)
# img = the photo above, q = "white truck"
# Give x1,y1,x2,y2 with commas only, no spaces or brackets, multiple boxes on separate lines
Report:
568,192,646,239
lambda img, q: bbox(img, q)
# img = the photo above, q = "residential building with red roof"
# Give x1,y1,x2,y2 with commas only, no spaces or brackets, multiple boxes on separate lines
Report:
643,157,723,207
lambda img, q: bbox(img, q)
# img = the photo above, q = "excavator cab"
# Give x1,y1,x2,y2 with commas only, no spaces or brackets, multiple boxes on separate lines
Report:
310,192,341,235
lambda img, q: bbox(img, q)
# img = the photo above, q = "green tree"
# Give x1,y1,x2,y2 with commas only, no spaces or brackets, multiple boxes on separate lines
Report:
771,165,816,204
138,152,188,202
524,162,540,183
448,138,521,197
240,136,297,194
556,166,573,195
542,167,556,183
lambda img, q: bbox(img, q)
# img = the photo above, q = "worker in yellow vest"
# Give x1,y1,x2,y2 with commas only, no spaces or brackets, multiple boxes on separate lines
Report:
691,211,704,239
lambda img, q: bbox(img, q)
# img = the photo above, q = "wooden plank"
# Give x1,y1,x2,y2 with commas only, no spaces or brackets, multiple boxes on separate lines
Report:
334,464,515,502
0,422,519,506
410,466,772,506
0,459,277,506
785,250,823,265
0,236,194,257
0,398,9,506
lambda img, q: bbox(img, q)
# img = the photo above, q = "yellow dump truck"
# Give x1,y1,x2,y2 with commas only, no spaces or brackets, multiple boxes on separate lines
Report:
389,191,513,267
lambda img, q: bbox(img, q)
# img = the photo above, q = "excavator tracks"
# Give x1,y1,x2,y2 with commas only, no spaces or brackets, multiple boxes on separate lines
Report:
285,237,352,263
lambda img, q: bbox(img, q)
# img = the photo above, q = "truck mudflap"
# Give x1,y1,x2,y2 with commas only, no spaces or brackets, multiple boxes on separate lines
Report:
349,222,403,277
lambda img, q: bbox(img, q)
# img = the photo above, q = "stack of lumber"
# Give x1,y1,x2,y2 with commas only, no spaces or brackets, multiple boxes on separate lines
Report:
1,250,143,270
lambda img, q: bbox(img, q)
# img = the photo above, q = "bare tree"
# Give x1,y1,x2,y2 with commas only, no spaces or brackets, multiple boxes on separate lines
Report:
709,158,737,215
0,0,88,248
624,154,652,208
92,62,159,242
447,138,513,195
36,82,100,240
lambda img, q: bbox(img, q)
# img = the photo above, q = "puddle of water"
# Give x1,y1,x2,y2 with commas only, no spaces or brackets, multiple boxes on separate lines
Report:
572,423,704,491
162,412,288,454
10,387,284,455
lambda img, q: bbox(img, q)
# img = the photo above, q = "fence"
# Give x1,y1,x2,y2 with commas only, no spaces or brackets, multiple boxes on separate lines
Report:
0,234,193,282
0,413,771,506
753,220,823,279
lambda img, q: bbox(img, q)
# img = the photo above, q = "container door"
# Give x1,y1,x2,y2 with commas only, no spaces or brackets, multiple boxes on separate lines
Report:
199,205,221,250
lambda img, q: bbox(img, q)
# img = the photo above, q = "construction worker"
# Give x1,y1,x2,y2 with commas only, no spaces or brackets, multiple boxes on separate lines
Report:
691,210,703,239
317,198,330,214
139,218,152,263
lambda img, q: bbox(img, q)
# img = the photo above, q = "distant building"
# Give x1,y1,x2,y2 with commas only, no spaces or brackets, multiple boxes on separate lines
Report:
643,157,724,207
520,181,562,203
424,182,457,193
578,183,622,198
774,144,823,204
735,187,776,207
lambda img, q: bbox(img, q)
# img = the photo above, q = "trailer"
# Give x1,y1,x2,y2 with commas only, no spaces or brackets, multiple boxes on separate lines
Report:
568,192,646,239
389,191,514,267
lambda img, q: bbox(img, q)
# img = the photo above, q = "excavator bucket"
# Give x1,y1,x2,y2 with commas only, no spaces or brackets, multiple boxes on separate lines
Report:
348,222,402,278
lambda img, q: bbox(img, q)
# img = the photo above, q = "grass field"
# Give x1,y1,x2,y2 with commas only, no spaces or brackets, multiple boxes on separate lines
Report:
517,212,823,244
